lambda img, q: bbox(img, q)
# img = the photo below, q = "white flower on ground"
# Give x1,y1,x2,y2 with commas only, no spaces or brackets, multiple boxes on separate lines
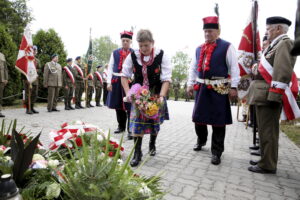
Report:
48,159,59,168
4,156,11,161
117,159,123,165
97,134,104,141
46,183,61,199
139,183,152,196
32,154,45,161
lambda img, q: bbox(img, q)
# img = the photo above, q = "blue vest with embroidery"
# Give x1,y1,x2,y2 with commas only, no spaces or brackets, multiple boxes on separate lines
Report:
192,38,232,125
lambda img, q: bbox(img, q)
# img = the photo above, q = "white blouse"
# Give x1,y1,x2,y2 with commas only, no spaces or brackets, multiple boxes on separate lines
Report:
122,48,172,82
187,44,240,87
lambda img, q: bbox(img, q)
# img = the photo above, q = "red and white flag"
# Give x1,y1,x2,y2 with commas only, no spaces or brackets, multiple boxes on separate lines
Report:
237,0,261,76
15,26,37,83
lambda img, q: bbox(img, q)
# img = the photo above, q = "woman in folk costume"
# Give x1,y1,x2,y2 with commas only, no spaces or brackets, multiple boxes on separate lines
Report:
106,31,133,139
121,29,172,167
187,16,240,165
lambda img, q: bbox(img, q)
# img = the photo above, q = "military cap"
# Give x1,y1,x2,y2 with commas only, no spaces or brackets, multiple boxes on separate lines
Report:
266,16,291,26
75,56,81,60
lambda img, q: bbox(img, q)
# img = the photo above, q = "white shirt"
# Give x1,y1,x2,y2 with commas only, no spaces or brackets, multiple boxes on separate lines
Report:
122,48,172,82
107,52,114,84
187,44,240,87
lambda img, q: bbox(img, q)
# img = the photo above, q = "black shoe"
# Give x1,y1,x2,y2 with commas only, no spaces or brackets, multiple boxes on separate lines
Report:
127,131,133,140
26,109,33,114
193,144,203,151
79,104,85,109
52,108,60,112
250,150,261,156
249,160,259,166
248,165,276,174
69,106,75,110
48,110,52,112
86,104,90,108
211,155,221,165
75,105,81,109
65,106,70,110
249,145,259,150
0,113,5,118
130,137,143,167
114,128,125,134
31,105,39,114
149,135,157,156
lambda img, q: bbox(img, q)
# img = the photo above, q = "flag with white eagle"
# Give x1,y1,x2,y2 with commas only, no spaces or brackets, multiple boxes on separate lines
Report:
15,26,38,83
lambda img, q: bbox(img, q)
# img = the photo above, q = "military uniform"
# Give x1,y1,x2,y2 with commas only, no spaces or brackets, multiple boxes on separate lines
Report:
0,52,8,117
86,74,94,107
62,64,76,110
94,70,103,106
43,61,62,112
102,68,108,105
73,62,85,108
248,33,296,172
23,58,41,114
173,81,180,101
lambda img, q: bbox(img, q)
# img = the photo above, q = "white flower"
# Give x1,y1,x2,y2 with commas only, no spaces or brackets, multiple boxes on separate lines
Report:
4,156,11,161
48,159,59,168
107,158,112,163
46,183,61,199
139,183,152,196
117,159,123,165
32,154,45,161
97,134,104,142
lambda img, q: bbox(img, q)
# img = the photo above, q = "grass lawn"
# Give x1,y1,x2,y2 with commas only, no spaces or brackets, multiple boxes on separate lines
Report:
281,119,300,147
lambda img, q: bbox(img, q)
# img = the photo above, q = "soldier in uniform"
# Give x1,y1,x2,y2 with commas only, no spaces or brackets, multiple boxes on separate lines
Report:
73,56,85,109
106,31,133,138
0,52,8,118
173,80,180,101
63,58,75,110
248,17,297,174
43,54,62,112
187,16,240,165
23,45,40,114
94,65,103,107
86,72,94,108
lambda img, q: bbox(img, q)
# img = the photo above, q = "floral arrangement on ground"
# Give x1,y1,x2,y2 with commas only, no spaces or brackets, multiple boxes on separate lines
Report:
0,120,165,199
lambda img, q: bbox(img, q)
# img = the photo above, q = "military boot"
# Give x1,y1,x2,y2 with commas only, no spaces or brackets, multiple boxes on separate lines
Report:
26,104,33,114
31,104,39,114
65,101,70,110
149,135,157,156
68,101,75,110
130,137,143,167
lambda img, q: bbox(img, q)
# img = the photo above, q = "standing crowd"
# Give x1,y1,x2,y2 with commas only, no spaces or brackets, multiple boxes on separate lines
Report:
0,14,297,174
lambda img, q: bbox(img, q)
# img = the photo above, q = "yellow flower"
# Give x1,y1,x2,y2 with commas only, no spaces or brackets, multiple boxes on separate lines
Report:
146,104,159,116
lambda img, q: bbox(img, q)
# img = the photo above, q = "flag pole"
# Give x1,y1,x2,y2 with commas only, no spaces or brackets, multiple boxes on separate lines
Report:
28,83,31,112
252,0,258,147
85,28,92,107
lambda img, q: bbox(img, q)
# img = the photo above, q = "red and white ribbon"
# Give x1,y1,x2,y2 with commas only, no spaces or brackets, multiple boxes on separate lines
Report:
63,66,75,84
95,71,103,84
73,64,84,78
258,55,300,120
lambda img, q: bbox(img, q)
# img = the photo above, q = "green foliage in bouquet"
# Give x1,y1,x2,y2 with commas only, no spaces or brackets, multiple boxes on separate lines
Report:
58,133,165,200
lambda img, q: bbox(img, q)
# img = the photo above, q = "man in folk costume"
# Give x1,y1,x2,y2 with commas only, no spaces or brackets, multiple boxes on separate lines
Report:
63,58,76,110
248,17,298,174
106,31,133,139
43,54,62,112
94,65,103,107
86,72,94,108
23,45,40,114
187,16,240,165
0,52,8,118
73,56,85,109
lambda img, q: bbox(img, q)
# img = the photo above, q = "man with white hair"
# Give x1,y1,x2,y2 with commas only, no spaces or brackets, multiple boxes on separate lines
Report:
248,16,297,174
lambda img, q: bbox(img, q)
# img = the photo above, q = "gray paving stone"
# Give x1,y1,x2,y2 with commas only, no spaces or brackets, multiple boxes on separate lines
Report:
4,101,300,200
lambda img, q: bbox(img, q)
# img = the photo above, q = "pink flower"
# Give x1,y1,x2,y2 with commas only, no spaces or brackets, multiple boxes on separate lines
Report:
135,100,141,105
128,83,142,96
141,89,149,96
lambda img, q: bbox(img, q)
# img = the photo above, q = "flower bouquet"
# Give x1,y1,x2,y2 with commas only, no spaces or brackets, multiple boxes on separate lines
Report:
125,83,164,119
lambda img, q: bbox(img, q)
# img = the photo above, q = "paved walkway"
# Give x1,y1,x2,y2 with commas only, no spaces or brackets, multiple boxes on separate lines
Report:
3,101,300,200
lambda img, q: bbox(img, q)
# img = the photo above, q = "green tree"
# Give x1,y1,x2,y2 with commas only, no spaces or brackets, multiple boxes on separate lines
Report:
33,28,67,101
0,24,21,105
171,51,191,83
92,36,118,68
0,0,33,46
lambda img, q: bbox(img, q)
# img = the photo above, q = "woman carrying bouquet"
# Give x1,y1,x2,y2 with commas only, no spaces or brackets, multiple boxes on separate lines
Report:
121,29,172,167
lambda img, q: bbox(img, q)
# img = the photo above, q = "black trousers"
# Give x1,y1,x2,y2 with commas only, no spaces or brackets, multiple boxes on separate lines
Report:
103,82,108,105
116,109,130,131
195,124,226,157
